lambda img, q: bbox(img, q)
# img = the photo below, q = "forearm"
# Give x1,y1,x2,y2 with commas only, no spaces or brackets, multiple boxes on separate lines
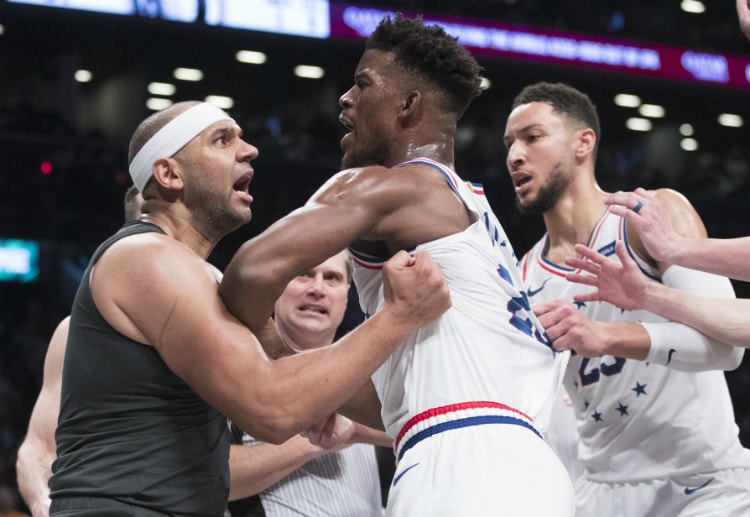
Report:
668,236,750,282
231,307,422,443
349,422,392,448
228,438,323,501
339,380,384,431
16,438,54,517
596,321,650,360
640,264,744,370
643,283,750,349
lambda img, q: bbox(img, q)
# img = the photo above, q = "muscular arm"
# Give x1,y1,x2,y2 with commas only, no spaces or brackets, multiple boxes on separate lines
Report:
220,167,397,334
16,317,69,517
219,164,467,334
605,187,750,282
95,236,449,445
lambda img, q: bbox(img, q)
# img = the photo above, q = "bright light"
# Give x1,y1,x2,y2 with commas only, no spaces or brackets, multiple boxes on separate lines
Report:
294,65,324,79
638,104,665,118
480,77,492,90
146,98,173,111
679,123,694,136
718,113,744,128
680,0,705,14
74,69,92,83
173,67,204,81
205,95,234,109
614,93,641,108
148,82,176,96
236,50,267,64
625,117,652,132
680,138,698,151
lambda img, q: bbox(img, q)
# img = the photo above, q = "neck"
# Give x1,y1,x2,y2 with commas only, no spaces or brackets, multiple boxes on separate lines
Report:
542,175,608,261
139,207,218,260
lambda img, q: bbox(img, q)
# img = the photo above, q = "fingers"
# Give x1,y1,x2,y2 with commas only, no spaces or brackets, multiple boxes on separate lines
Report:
565,272,597,287
386,249,416,270
604,188,654,217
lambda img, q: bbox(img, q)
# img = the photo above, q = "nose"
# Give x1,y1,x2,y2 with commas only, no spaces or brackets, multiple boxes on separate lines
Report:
303,273,326,298
339,87,354,109
239,141,259,163
506,142,524,170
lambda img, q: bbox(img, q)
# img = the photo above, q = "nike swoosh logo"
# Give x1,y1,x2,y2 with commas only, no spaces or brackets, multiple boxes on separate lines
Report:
392,462,420,487
666,348,677,365
527,278,551,298
684,477,714,495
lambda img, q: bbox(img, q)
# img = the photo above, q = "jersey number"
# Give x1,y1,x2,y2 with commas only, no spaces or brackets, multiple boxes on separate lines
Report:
579,356,626,386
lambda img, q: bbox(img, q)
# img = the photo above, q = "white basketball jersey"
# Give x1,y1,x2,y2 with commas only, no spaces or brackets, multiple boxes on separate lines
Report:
520,209,750,482
350,158,568,441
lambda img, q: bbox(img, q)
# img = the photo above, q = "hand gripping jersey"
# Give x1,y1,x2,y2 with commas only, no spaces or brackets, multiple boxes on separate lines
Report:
520,209,750,483
349,159,573,516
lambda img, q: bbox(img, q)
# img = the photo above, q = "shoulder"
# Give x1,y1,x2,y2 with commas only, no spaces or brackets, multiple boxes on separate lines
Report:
310,164,432,207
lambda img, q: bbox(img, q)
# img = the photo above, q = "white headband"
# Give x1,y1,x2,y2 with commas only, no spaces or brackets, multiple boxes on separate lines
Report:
129,103,234,192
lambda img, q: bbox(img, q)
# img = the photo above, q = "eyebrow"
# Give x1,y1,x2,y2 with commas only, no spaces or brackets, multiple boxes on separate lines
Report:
209,123,242,139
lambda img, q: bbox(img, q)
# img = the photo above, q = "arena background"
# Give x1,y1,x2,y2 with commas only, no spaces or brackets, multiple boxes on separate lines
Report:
0,0,748,511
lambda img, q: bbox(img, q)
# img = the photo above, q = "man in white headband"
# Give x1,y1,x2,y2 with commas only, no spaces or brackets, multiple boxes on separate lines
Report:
47,100,450,517
128,102,234,193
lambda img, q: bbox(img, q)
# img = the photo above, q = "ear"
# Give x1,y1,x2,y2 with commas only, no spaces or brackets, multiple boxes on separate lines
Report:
575,128,596,159
399,90,422,122
151,157,185,191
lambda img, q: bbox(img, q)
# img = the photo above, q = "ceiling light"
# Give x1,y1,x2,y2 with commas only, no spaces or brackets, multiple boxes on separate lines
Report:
613,94,641,108
718,113,743,128
679,123,694,136
680,137,698,151
294,65,324,79
236,50,267,64
638,104,665,118
205,95,234,109
480,77,492,90
74,69,92,83
680,0,705,14
625,117,652,132
173,67,204,81
146,98,173,111
148,82,176,96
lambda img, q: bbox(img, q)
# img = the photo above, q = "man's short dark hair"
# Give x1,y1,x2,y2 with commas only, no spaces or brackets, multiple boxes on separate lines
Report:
511,82,601,156
367,13,483,118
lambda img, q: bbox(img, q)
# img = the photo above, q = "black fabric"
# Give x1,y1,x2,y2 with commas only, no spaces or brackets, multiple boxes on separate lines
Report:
50,221,230,517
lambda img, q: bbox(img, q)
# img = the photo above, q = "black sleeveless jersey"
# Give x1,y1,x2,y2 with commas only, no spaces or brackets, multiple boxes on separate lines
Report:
49,221,230,516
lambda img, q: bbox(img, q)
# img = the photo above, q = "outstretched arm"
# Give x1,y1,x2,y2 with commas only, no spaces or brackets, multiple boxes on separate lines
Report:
738,0,750,41
605,187,750,282
567,241,750,349
17,317,69,517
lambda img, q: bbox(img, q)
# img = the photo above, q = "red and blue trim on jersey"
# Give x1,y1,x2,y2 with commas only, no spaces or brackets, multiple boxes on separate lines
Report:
394,401,542,462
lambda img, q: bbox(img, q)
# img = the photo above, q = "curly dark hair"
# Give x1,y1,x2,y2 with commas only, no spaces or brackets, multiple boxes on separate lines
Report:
511,82,601,156
366,13,483,118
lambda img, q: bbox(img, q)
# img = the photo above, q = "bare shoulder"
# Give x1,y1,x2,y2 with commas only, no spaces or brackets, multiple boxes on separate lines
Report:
651,187,694,210
91,232,220,345
650,187,706,235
